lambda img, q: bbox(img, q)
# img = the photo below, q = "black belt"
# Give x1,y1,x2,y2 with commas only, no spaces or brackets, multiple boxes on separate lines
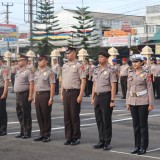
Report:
95,92,111,96
36,91,50,95
63,89,80,92
15,90,29,95
121,76,127,77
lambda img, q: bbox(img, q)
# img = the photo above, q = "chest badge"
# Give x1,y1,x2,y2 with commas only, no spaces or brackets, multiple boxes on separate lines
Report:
140,74,144,78
104,71,107,75
44,72,46,76
73,65,76,69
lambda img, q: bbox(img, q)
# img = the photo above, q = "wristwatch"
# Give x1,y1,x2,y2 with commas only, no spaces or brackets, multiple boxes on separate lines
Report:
111,100,114,103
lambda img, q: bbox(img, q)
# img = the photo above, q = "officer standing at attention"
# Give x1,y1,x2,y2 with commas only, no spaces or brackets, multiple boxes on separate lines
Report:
84,58,90,97
91,51,117,151
153,57,160,99
149,57,156,97
10,60,17,93
112,58,120,95
142,57,149,72
0,56,10,136
52,57,60,95
120,58,129,99
14,54,34,139
126,54,154,155
34,55,55,142
61,47,86,146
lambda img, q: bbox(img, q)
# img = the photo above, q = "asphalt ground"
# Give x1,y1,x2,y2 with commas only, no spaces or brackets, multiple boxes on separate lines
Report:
0,87,160,160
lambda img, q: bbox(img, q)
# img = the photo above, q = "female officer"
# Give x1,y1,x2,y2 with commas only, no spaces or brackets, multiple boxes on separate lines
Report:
126,54,154,155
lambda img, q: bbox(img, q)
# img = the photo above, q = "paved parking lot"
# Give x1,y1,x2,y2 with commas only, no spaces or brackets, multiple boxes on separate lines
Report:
0,87,160,160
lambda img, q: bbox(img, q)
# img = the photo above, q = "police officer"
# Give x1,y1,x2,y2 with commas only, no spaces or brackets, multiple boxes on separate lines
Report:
61,47,86,146
126,54,154,155
142,57,149,72
52,57,60,95
10,60,16,93
33,55,55,142
149,57,156,97
84,58,90,97
112,58,120,95
0,56,10,136
14,54,34,139
153,57,160,99
120,58,129,99
91,51,117,151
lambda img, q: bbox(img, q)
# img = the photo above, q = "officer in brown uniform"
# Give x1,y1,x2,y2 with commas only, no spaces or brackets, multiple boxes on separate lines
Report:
0,56,10,136
153,57,160,99
14,54,34,139
52,58,60,95
84,58,90,97
120,58,130,99
149,57,156,97
112,58,120,95
34,55,55,142
126,54,154,155
91,51,117,151
142,57,149,72
10,60,17,93
61,47,86,146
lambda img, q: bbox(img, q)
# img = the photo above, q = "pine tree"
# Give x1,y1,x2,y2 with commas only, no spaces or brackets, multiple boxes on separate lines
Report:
33,0,61,56
68,7,101,49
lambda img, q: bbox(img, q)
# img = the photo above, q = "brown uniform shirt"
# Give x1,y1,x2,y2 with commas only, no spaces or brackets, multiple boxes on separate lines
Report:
153,65,160,77
142,63,149,72
89,64,96,77
34,67,55,92
120,64,130,76
92,65,117,93
84,64,90,75
14,67,34,93
0,65,10,87
150,64,156,75
126,70,154,106
112,64,120,77
52,63,61,76
62,60,86,89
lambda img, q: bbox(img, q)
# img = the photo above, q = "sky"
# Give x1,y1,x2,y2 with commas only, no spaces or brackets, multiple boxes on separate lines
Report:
0,0,160,32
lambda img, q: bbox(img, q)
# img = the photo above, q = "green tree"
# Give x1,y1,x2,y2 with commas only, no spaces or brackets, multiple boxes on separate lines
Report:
33,0,61,56
68,7,101,49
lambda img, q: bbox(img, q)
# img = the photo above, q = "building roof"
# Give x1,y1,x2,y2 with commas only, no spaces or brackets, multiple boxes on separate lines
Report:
64,9,145,22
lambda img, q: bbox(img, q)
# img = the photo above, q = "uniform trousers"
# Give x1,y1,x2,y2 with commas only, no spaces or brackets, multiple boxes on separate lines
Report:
155,77,160,98
130,105,149,150
116,76,118,95
16,90,32,135
94,92,113,144
55,74,59,95
63,89,81,140
35,91,52,137
88,76,93,95
11,73,15,88
0,87,7,133
120,76,128,98
85,75,90,96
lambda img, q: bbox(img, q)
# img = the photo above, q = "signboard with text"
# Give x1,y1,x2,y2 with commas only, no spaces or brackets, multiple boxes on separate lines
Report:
0,24,17,39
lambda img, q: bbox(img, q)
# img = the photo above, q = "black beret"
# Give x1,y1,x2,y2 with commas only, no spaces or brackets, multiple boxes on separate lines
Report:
98,51,110,58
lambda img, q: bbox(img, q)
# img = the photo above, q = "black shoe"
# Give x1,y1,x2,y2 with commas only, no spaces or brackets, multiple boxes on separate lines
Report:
155,97,160,99
10,91,14,93
22,133,31,139
103,144,111,151
0,132,7,136
43,136,50,143
15,133,24,138
33,136,44,141
71,139,80,146
64,139,72,145
137,148,146,155
121,97,126,99
130,147,140,154
93,142,104,149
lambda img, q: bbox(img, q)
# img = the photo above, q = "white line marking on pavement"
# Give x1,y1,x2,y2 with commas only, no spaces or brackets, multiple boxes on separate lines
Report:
147,148,160,153
110,150,160,160
7,114,160,135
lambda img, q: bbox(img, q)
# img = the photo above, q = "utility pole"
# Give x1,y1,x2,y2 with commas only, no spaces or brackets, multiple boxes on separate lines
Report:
29,0,33,50
2,2,13,51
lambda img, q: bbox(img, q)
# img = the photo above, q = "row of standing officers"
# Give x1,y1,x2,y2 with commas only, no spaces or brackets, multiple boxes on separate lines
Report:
0,48,157,155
